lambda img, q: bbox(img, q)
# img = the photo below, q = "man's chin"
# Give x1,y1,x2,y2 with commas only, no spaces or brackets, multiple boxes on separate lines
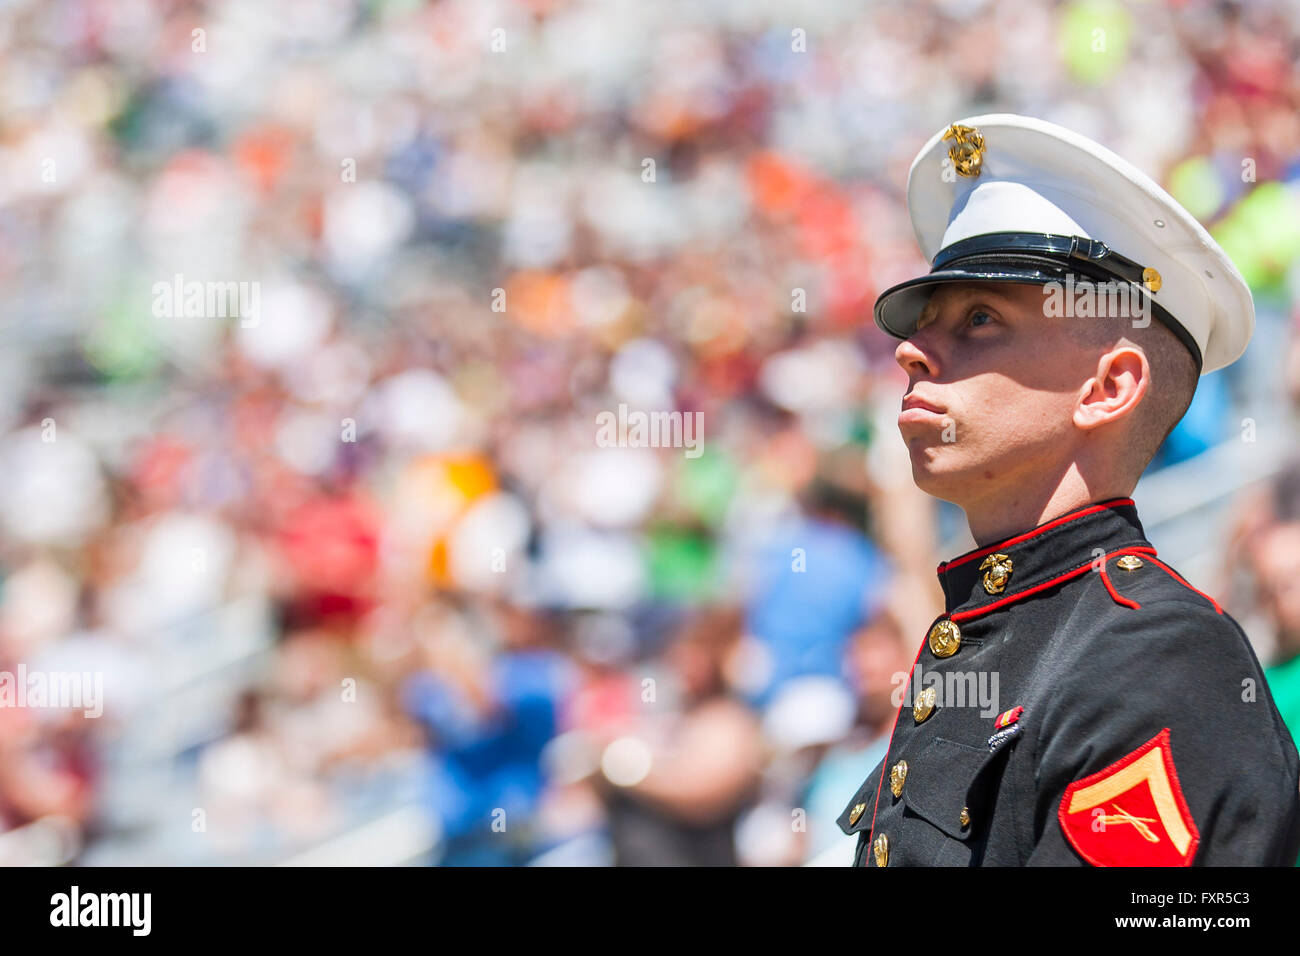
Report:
906,446,971,502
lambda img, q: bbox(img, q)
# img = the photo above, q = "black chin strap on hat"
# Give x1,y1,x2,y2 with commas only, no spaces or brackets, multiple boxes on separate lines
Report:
929,232,1205,373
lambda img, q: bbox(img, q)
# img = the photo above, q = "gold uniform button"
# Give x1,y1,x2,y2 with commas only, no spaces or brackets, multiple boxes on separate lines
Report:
913,686,937,724
849,802,867,826
960,806,971,828
873,833,889,868
928,619,962,658
1116,554,1144,570
889,760,908,798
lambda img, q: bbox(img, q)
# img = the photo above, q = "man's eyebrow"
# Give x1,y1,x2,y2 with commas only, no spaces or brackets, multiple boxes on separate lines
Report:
917,284,1023,328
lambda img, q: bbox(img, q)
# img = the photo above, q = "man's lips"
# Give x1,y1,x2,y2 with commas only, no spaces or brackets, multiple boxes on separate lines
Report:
901,394,944,415
898,393,947,427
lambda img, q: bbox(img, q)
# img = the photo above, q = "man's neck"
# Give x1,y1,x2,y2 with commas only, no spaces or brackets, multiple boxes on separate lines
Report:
961,469,1135,547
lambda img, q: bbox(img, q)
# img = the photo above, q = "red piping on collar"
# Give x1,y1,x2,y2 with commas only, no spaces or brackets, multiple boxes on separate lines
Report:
936,497,1136,575
949,546,1157,624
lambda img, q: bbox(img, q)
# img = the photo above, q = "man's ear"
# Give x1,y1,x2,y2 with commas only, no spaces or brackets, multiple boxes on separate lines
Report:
1073,345,1149,431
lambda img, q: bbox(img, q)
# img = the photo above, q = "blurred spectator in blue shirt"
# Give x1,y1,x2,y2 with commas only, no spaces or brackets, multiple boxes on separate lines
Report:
403,600,574,866
744,479,890,706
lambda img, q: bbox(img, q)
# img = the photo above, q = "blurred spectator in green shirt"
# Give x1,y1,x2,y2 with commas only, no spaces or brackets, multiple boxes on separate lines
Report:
1254,520,1300,865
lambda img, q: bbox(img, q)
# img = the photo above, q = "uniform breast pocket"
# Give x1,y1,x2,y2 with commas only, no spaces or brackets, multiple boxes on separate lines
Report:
837,760,885,867
901,736,1009,865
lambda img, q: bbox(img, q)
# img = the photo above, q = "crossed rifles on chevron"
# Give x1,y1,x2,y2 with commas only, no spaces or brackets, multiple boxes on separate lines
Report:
1097,804,1161,843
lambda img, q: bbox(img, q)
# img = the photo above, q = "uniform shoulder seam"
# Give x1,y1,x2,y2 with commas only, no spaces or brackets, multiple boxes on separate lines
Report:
1141,556,1223,613
1096,553,1224,614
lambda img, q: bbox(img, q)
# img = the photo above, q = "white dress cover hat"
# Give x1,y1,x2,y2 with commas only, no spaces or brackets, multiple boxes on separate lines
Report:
874,114,1254,375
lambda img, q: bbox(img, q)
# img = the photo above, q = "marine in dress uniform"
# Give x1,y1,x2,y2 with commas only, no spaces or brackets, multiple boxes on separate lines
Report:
838,115,1300,866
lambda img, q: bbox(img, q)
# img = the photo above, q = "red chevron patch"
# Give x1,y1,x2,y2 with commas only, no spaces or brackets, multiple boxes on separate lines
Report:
1058,728,1199,867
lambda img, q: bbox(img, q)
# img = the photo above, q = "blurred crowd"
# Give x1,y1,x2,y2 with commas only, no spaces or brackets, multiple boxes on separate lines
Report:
1,0,1300,865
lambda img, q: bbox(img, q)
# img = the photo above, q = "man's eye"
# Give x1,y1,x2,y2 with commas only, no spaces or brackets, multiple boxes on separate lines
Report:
968,310,993,328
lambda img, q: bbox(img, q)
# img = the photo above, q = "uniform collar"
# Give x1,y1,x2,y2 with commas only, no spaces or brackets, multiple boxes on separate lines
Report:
936,497,1152,617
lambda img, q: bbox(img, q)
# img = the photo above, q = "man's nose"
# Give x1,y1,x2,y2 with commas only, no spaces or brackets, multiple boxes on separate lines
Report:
895,332,936,378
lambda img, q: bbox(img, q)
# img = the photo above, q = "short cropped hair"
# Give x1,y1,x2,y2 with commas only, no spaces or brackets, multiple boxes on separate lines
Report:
1061,299,1200,480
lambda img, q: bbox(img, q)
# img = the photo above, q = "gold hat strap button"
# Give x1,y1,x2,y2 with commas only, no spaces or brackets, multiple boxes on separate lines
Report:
928,618,962,658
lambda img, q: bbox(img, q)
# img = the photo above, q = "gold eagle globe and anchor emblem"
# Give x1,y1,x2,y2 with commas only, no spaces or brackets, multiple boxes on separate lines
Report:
943,123,985,178
979,553,1014,594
